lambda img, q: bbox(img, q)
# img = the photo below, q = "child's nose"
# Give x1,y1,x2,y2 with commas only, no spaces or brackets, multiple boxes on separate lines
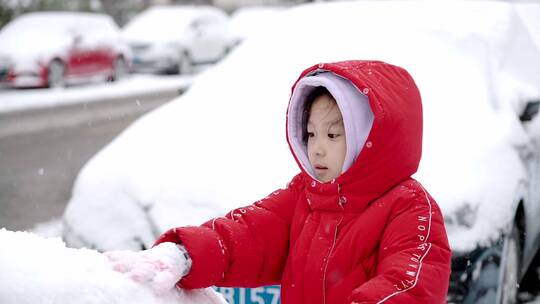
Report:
313,138,326,156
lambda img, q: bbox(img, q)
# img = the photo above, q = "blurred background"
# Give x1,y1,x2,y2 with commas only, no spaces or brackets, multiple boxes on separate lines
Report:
0,0,291,232
0,0,300,26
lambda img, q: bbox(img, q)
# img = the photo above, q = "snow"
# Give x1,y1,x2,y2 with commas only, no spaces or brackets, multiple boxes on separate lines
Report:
0,12,80,54
31,218,63,238
61,0,540,253
0,229,226,304
122,6,210,43
0,74,191,113
515,2,540,50
0,12,124,70
228,6,286,44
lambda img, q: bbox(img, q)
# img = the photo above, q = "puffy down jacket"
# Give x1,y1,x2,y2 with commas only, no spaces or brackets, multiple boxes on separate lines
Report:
156,60,452,303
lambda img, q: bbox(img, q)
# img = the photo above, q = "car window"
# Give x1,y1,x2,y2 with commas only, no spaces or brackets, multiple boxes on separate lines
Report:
90,17,112,36
191,16,210,30
198,13,225,30
122,7,195,42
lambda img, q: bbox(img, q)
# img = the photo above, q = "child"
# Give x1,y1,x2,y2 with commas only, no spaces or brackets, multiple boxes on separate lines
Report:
107,60,452,303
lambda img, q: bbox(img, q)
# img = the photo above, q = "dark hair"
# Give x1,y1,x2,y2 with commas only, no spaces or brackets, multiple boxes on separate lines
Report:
301,86,334,144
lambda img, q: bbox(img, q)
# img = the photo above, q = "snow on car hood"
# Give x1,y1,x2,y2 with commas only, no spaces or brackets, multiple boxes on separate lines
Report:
0,229,226,304
0,30,70,69
0,13,82,69
64,1,540,253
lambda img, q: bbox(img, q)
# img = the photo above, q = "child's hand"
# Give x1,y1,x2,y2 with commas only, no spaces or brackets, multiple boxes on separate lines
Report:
104,242,191,295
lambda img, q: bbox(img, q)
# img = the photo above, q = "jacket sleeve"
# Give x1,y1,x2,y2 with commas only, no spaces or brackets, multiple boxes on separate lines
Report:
348,183,452,304
154,174,304,289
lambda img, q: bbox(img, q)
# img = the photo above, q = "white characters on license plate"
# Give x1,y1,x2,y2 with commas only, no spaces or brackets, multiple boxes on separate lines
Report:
214,286,281,304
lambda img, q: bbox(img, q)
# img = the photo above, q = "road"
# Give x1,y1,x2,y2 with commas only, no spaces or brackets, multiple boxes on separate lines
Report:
0,89,181,231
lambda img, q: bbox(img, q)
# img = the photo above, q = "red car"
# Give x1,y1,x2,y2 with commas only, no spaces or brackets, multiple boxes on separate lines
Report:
0,11,131,88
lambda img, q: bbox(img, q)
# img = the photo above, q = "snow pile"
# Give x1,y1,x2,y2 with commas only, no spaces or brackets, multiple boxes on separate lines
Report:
0,229,225,304
63,0,540,252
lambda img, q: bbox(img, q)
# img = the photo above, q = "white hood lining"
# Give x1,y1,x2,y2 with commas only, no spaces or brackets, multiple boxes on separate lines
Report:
287,71,374,180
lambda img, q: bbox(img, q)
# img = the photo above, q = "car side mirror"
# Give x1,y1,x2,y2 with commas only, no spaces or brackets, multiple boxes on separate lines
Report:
519,100,540,122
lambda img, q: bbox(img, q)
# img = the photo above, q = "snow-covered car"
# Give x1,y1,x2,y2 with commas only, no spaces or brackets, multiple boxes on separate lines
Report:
0,12,131,88
0,229,226,304
122,5,231,75
63,1,540,303
227,5,286,48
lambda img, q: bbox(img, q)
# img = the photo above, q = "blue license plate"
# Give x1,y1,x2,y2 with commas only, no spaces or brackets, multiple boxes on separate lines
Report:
214,286,281,304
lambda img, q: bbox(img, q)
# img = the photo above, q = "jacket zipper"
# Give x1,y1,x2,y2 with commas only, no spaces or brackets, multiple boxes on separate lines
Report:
322,189,345,304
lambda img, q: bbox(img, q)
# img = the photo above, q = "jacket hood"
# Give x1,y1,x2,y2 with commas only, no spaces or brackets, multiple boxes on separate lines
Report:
286,60,423,211
288,71,374,178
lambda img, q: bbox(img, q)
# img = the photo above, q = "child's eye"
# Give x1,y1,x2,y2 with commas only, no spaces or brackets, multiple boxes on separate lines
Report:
307,132,314,138
328,133,341,139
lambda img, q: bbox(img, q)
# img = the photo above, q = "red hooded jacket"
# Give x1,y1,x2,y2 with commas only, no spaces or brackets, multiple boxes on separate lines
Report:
155,60,452,303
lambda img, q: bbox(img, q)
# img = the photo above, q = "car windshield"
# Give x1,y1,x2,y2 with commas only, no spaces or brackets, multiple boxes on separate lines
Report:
122,7,198,42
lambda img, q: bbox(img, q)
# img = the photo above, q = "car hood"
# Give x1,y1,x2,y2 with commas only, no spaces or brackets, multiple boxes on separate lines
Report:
0,31,71,67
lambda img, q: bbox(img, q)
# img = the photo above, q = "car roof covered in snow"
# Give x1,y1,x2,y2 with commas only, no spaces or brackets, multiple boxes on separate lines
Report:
122,5,227,43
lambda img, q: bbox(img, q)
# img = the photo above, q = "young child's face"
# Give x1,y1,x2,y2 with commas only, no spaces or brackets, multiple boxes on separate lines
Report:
306,94,346,182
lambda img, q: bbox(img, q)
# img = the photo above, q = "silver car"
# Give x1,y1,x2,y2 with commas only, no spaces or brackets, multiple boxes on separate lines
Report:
122,5,231,75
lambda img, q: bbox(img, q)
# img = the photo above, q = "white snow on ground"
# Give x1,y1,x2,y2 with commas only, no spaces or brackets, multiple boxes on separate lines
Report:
0,74,192,113
0,229,226,304
61,1,540,253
